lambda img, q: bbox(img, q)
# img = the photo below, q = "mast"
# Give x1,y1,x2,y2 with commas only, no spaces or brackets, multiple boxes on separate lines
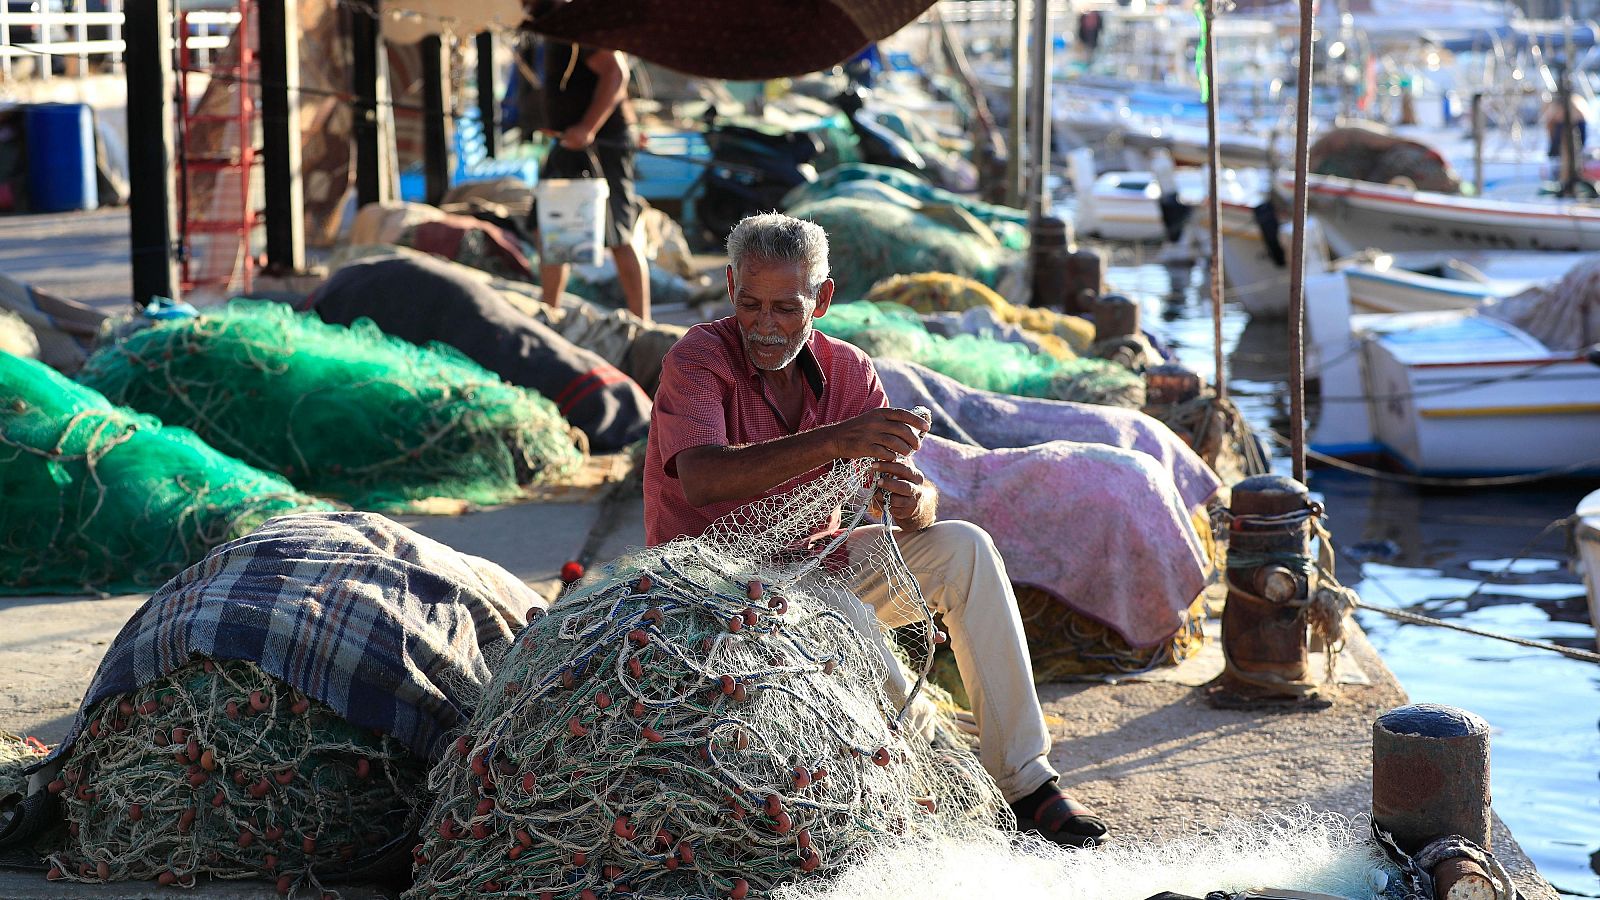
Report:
1203,0,1225,401
1286,0,1315,481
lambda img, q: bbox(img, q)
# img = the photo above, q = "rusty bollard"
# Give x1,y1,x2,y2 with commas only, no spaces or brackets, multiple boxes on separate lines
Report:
1092,294,1145,369
1211,474,1319,705
1063,246,1105,314
1030,215,1071,310
1373,704,1499,900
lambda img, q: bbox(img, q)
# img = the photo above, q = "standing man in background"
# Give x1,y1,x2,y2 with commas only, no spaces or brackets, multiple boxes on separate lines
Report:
525,0,650,321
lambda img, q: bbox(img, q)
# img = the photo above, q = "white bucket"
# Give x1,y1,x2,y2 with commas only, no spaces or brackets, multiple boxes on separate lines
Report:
536,177,610,266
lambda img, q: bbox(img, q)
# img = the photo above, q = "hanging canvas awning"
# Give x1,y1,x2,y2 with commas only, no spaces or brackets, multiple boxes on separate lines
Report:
527,0,938,79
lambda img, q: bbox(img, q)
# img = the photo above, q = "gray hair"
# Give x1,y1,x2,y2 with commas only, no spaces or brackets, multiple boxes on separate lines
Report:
725,213,830,296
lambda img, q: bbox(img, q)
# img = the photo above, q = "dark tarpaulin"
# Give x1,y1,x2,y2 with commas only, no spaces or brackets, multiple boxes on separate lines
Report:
528,0,937,80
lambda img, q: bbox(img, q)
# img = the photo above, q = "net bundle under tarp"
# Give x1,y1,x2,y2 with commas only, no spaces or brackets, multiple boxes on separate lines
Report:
862,273,1096,358
0,730,49,800
786,164,1029,230
76,300,584,511
1485,258,1600,352
46,657,427,894
408,460,1011,899
0,352,330,595
1017,586,1209,680
816,302,1145,408
784,197,1012,301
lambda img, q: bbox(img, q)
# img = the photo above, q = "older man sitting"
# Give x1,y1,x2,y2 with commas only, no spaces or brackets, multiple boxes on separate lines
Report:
642,213,1108,848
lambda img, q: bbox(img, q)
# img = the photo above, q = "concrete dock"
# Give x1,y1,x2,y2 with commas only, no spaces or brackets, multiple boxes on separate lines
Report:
0,210,1560,898
0,469,1560,899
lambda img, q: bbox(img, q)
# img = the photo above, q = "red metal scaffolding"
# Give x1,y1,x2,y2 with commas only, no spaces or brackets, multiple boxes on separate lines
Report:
176,0,258,296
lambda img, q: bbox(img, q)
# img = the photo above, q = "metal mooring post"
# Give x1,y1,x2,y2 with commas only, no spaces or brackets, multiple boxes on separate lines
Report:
1092,293,1144,369
1063,245,1104,314
1373,704,1499,900
1029,215,1070,308
1216,474,1314,699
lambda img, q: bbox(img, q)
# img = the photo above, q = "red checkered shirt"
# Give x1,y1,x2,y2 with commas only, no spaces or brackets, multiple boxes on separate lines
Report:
644,317,887,546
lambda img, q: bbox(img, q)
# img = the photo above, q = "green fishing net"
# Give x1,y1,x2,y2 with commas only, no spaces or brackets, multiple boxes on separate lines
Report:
862,273,1096,358
784,198,1012,302
786,164,1029,249
76,301,584,512
816,302,1145,408
47,657,426,895
0,352,329,595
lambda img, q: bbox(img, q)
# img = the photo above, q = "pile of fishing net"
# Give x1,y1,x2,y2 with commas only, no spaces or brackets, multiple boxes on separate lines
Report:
76,300,584,511
46,657,427,893
0,352,329,595
0,730,49,800
784,197,1014,301
786,164,1028,233
817,302,1145,408
863,273,1095,357
1307,124,1461,193
1017,586,1210,680
409,460,1011,899
771,809,1394,900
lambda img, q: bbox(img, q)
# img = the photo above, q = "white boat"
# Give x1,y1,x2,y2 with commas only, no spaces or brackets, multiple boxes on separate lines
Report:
1067,148,1173,242
1340,250,1600,314
1304,272,1600,476
1577,488,1600,651
1200,197,1331,318
1301,173,1600,257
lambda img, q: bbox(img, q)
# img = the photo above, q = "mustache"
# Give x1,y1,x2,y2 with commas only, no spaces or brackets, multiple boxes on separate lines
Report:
746,333,789,347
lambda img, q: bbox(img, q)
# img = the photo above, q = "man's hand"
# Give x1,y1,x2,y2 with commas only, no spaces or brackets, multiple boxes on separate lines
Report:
559,123,597,150
827,408,927,461
874,458,929,522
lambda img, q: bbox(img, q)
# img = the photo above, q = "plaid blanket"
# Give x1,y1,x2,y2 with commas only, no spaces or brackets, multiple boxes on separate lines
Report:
39,511,535,769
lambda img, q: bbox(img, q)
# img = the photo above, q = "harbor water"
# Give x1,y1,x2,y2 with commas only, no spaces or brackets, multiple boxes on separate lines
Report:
1107,249,1600,898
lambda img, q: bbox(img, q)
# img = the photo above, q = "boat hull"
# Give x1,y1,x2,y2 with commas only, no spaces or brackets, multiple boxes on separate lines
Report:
1305,175,1600,256
1361,319,1600,475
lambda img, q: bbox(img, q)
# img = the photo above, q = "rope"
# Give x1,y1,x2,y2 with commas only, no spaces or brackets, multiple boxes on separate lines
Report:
1372,821,1516,900
1353,600,1600,664
1322,523,1600,665
1262,428,1600,487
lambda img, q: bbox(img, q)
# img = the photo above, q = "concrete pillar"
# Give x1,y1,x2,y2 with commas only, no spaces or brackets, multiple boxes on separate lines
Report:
352,1,384,208
258,0,305,272
476,31,497,159
124,0,180,304
421,34,453,206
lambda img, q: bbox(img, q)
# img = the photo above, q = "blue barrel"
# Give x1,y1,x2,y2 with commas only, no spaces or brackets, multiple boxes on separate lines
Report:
25,103,98,213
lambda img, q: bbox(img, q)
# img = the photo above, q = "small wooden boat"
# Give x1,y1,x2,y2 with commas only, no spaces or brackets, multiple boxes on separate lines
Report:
1304,273,1600,476
1302,173,1600,257
1340,250,1600,314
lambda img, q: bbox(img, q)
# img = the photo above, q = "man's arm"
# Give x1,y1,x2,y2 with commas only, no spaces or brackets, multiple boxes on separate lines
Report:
674,407,928,509
559,50,628,149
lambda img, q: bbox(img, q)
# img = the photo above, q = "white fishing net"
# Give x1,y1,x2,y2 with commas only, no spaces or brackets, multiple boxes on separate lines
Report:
773,808,1393,900
407,448,1015,898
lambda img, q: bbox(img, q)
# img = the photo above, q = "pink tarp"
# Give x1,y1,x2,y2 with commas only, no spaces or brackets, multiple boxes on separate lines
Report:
915,434,1212,649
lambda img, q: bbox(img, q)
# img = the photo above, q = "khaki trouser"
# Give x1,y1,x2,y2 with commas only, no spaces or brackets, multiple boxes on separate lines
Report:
844,519,1058,804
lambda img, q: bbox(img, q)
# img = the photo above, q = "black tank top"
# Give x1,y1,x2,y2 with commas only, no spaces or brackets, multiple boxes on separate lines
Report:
542,40,628,140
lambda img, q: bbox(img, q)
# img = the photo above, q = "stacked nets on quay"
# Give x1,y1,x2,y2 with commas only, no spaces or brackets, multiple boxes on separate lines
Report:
0,352,330,595
76,300,585,511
